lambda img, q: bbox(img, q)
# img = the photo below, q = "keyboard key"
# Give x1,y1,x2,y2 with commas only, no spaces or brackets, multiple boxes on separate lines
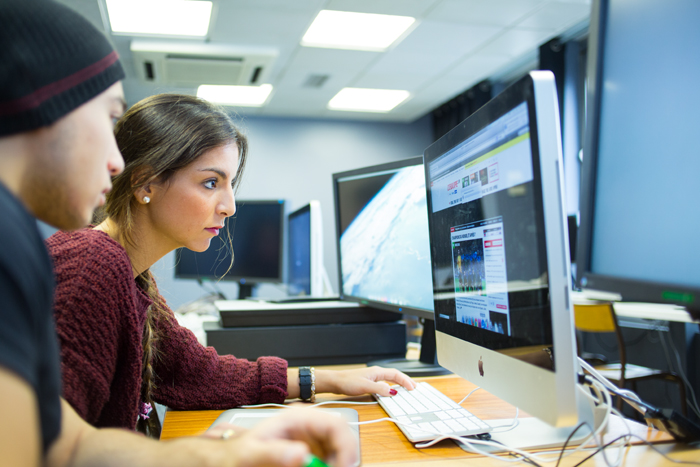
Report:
396,416,412,426
416,422,435,434
445,419,465,432
458,408,474,418
394,398,417,414
382,398,405,416
431,421,453,433
434,411,451,420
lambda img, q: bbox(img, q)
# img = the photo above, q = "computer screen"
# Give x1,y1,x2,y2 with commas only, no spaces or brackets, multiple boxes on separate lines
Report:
175,200,285,298
425,72,591,447
287,201,324,297
577,0,700,318
333,156,434,320
333,157,448,376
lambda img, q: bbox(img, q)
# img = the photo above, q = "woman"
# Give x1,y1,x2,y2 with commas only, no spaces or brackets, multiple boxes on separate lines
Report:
47,94,414,432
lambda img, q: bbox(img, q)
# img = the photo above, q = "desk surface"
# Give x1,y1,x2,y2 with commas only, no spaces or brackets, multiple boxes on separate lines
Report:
160,375,697,466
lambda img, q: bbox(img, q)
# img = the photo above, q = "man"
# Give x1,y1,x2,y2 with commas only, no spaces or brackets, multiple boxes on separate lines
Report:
0,1,357,466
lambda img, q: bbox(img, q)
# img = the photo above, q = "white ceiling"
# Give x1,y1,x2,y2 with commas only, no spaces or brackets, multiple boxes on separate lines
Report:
60,0,591,123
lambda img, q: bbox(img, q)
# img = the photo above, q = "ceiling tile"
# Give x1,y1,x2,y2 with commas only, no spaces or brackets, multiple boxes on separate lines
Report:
325,0,441,17
353,72,430,91
516,2,591,31
477,28,556,58
282,47,379,76
389,19,502,58
428,0,548,27
447,54,514,83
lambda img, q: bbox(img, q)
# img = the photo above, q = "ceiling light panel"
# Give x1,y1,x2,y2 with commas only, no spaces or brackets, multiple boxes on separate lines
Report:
197,84,273,107
301,10,416,51
106,0,213,37
328,88,410,112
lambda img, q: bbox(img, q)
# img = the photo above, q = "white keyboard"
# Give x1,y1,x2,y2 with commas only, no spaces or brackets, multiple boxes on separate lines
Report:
375,382,491,443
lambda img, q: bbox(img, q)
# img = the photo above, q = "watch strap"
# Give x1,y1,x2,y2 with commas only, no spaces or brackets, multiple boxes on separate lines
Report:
299,366,312,401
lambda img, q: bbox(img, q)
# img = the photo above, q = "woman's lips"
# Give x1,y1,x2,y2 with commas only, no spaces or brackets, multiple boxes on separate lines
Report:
205,227,222,236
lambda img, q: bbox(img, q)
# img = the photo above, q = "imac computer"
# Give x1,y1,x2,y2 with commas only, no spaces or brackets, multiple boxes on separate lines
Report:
175,200,285,299
577,0,700,320
287,201,325,297
424,71,596,449
333,157,449,376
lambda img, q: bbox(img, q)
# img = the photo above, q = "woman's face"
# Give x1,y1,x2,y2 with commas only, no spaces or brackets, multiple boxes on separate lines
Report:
147,143,239,253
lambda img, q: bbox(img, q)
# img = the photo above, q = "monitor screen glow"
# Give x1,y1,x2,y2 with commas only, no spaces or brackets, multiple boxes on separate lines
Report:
333,157,434,319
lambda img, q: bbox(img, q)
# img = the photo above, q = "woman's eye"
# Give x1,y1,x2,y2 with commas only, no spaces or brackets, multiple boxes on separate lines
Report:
204,180,217,189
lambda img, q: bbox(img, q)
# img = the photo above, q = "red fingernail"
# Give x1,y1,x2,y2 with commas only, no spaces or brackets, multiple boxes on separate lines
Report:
390,389,398,396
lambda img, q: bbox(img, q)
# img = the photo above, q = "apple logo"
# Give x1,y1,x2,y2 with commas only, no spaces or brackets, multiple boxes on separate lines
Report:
478,356,484,377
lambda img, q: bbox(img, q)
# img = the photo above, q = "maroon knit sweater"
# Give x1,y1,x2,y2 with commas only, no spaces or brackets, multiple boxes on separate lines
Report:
46,228,289,430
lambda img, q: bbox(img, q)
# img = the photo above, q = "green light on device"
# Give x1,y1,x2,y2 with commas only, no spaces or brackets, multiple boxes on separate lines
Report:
661,291,695,304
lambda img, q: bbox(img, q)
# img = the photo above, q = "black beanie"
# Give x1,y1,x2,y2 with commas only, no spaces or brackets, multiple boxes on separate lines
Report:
0,0,126,137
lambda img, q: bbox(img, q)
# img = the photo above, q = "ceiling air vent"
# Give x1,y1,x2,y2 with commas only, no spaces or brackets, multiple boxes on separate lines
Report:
303,74,330,88
131,40,277,87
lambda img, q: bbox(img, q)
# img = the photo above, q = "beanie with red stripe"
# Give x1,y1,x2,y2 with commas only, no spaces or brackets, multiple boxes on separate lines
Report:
0,0,125,137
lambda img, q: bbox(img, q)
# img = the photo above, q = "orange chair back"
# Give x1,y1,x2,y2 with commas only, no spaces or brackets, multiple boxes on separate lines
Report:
573,303,617,333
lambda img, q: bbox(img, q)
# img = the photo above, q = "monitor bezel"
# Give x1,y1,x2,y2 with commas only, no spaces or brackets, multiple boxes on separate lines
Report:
174,199,285,284
424,72,583,428
332,156,434,321
576,0,700,312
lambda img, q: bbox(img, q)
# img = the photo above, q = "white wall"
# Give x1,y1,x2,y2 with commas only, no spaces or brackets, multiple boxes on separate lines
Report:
152,113,434,310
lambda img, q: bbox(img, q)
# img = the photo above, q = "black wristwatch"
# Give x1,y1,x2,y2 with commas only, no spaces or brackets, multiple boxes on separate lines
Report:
299,366,315,402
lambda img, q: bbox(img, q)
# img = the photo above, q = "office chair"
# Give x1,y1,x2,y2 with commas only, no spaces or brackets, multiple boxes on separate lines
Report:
573,302,687,416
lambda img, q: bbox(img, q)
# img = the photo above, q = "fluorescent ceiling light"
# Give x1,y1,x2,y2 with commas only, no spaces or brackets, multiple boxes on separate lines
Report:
106,0,212,37
302,10,415,51
328,88,410,113
197,84,273,107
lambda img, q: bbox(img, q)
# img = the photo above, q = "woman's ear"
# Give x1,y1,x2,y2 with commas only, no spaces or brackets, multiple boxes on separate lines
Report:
131,167,156,205
134,184,153,205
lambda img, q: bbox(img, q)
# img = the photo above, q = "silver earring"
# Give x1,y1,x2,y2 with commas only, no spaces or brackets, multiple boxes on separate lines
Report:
143,196,150,204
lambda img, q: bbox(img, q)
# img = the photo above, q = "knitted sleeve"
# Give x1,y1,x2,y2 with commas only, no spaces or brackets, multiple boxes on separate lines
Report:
150,293,289,410
48,231,143,426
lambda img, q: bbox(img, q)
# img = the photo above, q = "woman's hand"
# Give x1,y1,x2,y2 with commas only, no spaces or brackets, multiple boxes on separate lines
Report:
315,366,416,397
206,409,358,467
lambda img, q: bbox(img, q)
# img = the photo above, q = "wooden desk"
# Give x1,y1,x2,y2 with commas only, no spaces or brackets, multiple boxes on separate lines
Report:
160,375,695,466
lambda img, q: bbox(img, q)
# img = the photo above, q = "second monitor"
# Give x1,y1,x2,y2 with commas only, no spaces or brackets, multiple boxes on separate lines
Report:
287,201,325,297
333,156,448,376
175,199,285,299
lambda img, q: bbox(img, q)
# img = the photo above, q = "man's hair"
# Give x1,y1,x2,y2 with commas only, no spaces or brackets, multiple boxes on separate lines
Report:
0,0,124,136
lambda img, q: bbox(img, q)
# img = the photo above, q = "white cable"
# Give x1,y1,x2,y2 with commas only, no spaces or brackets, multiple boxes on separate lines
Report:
239,403,289,409
309,401,379,407
578,357,647,416
489,408,520,433
458,386,481,405
239,401,379,409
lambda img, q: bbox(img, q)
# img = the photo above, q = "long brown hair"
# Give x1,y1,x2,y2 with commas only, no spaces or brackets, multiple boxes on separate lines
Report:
99,94,248,432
